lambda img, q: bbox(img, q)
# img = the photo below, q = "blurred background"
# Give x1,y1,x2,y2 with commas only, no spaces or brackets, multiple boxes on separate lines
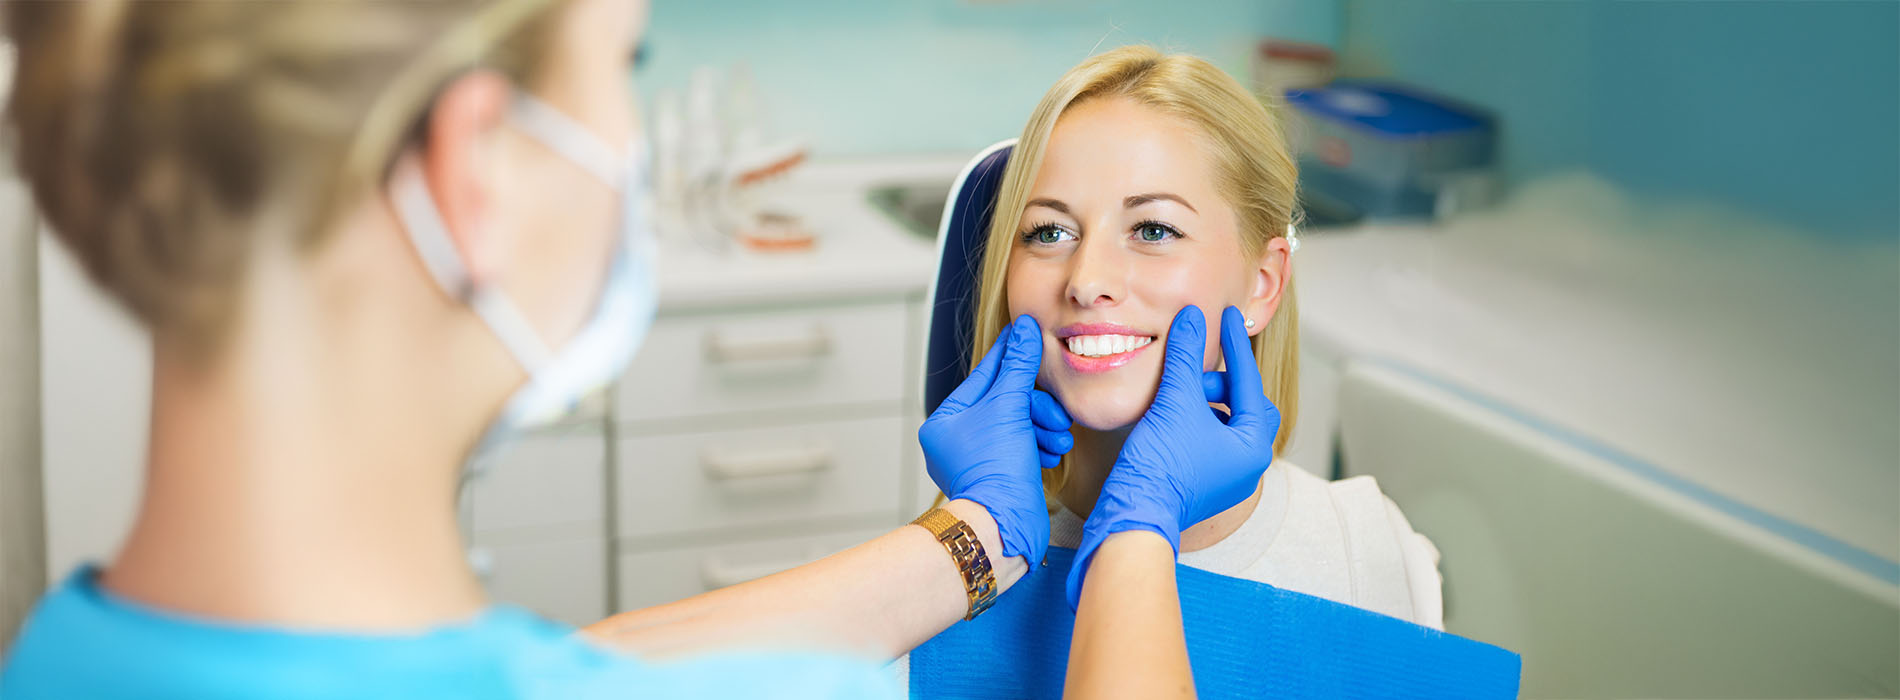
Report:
1,1,1895,697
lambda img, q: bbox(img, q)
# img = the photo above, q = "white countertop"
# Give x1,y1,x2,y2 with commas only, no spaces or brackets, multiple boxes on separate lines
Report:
1294,173,1900,569
653,156,967,312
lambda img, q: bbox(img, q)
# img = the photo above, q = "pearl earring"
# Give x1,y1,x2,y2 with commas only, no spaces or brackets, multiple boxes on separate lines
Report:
1245,318,1256,329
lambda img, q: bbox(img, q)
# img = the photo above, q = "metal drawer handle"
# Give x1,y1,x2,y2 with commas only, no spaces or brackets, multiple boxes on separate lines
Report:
699,443,833,480
703,326,831,364
699,553,816,590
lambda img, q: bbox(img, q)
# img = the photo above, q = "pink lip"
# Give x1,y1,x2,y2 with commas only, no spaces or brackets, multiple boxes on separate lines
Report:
1055,322,1158,374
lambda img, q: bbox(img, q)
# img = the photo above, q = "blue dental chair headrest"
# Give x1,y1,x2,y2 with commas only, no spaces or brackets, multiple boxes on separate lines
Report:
923,139,1015,416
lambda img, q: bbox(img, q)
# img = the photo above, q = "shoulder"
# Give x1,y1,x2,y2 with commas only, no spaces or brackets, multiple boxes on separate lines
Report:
0,569,896,700
1321,474,1445,630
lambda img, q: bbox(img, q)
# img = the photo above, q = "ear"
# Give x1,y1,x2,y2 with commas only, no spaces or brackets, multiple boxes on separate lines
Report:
418,71,513,285
1240,235,1294,338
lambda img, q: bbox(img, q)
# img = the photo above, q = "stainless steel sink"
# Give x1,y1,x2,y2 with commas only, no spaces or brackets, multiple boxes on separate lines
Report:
866,181,953,241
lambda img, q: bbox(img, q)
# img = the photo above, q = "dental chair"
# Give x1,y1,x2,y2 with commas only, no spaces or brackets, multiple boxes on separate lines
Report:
910,140,1520,699
922,140,1017,416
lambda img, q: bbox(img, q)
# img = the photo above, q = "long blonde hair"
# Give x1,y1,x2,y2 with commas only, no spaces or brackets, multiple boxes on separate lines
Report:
968,46,1302,506
3,0,567,347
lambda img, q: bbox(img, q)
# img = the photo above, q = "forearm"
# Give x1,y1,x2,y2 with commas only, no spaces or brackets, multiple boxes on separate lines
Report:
582,499,1025,661
1065,530,1194,700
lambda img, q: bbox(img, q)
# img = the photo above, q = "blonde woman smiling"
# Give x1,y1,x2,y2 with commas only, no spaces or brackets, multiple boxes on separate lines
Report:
971,46,1445,626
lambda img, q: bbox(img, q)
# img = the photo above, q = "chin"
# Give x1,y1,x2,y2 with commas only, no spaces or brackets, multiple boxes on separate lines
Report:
1051,383,1153,432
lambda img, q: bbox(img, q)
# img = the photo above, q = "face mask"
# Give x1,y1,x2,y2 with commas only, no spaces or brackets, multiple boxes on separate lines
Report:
391,92,659,467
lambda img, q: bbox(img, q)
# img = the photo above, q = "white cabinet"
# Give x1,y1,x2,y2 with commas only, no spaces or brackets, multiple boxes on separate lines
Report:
607,294,928,612
614,302,910,424
616,414,904,540
469,422,608,535
465,418,611,626
616,526,890,611
474,535,609,627
469,294,930,622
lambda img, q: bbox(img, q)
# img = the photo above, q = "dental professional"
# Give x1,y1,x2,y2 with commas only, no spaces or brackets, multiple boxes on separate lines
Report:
0,1,1280,698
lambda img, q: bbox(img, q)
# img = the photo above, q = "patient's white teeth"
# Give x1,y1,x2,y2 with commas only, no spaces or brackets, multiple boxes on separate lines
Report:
1064,334,1157,358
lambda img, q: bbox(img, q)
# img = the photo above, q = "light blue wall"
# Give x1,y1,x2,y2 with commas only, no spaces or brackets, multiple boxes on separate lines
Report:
1587,1,1897,243
638,0,1340,157
639,1,1897,240
1342,0,1899,242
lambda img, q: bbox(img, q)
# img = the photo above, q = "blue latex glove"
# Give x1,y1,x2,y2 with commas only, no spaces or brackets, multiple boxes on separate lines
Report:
921,314,1074,566
1065,306,1282,608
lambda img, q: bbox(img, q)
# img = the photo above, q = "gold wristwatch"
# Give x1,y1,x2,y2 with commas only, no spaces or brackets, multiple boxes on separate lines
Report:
912,507,998,620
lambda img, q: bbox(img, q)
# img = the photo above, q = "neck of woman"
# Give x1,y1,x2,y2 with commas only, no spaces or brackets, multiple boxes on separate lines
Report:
101,263,500,631
1057,426,1264,554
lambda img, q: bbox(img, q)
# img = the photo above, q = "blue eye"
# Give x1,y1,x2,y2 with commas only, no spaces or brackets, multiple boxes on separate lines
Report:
1021,223,1076,245
1134,220,1181,242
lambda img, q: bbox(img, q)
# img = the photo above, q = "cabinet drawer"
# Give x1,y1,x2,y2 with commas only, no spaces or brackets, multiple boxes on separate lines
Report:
468,424,606,535
616,416,902,539
616,527,888,611
472,536,606,627
614,301,908,423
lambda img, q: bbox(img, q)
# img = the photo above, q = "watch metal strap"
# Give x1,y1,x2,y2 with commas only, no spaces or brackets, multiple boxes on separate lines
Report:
912,507,999,620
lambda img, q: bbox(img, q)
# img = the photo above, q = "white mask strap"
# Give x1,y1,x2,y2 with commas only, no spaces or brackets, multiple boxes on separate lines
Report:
390,157,556,371
1286,223,1302,253
510,94,625,189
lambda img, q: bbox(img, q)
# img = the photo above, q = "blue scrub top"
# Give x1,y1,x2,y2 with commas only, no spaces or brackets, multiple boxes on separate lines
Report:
1,566,897,699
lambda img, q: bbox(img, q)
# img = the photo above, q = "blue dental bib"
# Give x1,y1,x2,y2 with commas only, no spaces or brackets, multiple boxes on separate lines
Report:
910,547,1520,699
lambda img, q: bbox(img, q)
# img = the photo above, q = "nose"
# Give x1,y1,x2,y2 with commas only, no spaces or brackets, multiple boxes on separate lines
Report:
1066,232,1129,309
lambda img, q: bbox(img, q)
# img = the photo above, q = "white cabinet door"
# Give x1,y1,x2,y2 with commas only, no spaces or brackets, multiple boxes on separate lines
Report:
615,527,888,611
474,536,607,627
614,301,909,424
616,416,902,539
468,422,607,536
466,423,609,627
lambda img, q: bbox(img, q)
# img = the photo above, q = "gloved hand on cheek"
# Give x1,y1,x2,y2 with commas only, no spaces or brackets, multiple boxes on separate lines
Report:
920,314,1074,567
1066,306,1282,608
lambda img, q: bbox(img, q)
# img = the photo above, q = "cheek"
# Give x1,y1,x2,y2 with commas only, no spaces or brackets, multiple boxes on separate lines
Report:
1200,305,1226,371
1136,261,1235,372
1006,260,1068,385
1005,257,1067,310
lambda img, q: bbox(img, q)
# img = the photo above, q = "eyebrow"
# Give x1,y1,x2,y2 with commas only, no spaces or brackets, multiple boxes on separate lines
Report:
1025,198,1070,215
1024,193,1199,216
1124,192,1198,214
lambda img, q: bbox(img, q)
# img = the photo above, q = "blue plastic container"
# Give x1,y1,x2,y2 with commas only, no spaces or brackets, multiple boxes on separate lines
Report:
1285,81,1495,220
